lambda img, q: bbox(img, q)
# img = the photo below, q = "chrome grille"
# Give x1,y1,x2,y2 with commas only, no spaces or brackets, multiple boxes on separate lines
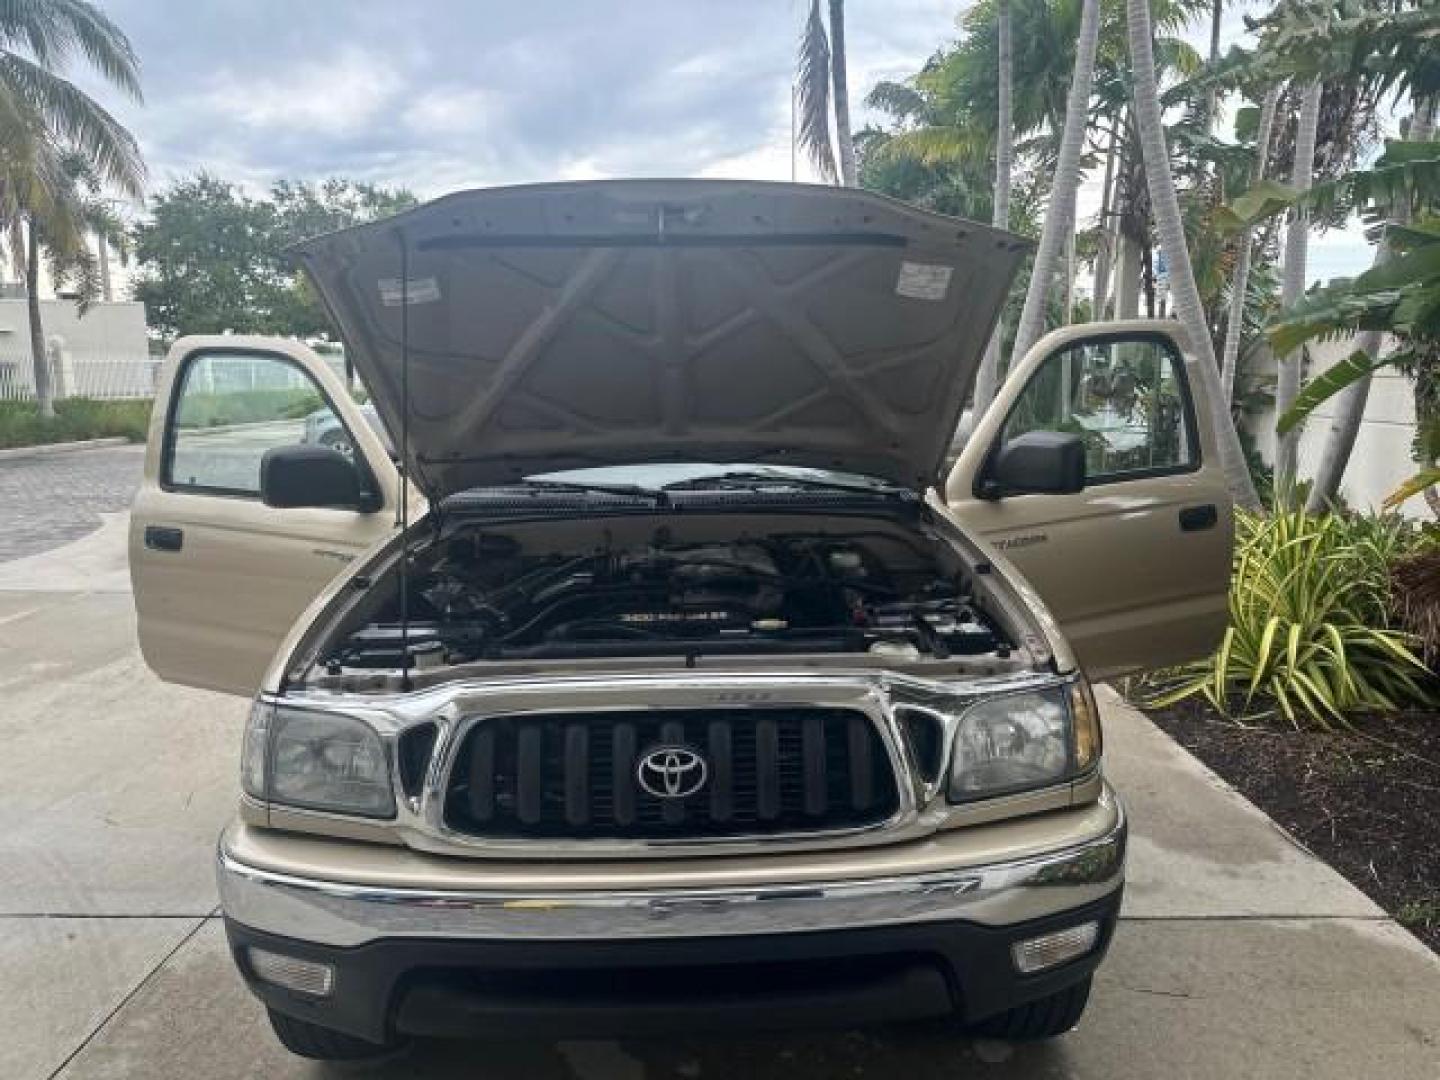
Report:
442,708,900,840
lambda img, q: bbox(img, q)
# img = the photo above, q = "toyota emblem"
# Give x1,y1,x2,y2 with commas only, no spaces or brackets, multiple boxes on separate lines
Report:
636,745,708,799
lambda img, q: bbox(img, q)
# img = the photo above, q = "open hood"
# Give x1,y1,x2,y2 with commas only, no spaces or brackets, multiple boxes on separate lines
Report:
292,179,1029,497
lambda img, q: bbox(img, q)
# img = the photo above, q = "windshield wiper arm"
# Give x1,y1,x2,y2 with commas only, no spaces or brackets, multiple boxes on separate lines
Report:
517,479,658,498
661,471,897,495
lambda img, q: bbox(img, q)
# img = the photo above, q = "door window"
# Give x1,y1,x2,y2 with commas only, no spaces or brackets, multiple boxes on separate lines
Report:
999,335,1197,484
164,351,350,497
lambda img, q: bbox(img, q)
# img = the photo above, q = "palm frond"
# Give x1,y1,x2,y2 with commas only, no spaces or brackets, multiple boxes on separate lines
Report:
1277,347,1399,435
0,53,143,195
871,124,991,169
796,0,836,182
1222,140,1440,233
865,79,926,122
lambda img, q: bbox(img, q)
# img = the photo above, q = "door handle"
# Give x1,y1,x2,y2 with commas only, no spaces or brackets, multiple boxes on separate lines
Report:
144,525,184,552
1178,504,1218,532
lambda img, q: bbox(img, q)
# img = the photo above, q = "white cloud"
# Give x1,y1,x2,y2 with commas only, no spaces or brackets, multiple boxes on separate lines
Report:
202,47,402,135
404,87,499,136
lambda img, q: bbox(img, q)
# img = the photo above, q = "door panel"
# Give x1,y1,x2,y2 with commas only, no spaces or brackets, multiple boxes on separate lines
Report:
130,337,403,696
944,322,1232,680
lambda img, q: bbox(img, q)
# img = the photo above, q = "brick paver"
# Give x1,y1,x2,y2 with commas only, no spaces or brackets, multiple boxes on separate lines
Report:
0,444,144,563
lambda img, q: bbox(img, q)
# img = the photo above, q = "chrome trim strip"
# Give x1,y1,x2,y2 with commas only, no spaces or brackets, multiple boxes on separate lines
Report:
217,801,1125,948
263,669,1070,860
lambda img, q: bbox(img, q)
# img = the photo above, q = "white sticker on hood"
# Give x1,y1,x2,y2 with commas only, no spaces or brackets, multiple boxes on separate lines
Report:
895,261,953,301
378,277,441,306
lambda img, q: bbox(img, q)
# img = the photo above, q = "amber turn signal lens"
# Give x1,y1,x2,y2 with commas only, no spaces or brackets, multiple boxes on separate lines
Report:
1070,679,1101,771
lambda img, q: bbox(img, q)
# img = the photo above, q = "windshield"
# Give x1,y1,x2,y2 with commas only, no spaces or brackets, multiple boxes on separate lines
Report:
525,463,905,492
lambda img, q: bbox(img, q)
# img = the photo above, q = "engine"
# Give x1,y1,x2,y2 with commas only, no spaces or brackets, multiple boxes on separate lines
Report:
324,524,1008,671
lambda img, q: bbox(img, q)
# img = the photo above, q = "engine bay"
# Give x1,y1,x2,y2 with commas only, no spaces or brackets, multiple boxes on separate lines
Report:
317,514,1015,677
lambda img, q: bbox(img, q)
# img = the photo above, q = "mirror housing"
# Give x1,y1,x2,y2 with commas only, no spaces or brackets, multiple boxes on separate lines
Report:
984,431,1086,497
261,445,372,510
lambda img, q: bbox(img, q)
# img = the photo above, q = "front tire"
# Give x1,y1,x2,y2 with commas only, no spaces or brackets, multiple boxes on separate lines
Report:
266,1008,401,1061
319,428,355,461
968,976,1091,1041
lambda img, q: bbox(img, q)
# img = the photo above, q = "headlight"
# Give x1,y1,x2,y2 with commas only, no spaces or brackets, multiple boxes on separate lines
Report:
947,682,1095,802
242,701,395,818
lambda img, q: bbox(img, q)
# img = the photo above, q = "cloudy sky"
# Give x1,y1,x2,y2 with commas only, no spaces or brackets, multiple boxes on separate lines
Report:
86,0,964,194
81,0,1374,282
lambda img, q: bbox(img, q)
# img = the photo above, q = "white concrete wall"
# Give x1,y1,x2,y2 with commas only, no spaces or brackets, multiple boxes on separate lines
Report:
1247,336,1427,519
0,299,154,399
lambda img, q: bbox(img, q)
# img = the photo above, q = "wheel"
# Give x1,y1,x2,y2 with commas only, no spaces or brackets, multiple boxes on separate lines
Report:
968,976,1092,1041
266,1008,401,1061
319,428,355,461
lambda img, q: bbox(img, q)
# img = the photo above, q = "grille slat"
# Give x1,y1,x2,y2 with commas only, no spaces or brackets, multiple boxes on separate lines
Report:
612,722,637,826
755,717,780,821
708,720,733,823
444,708,898,841
466,725,496,822
516,725,543,825
564,724,589,827
802,713,827,816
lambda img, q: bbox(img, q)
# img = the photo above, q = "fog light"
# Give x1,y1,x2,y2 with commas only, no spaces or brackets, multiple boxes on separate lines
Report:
1011,921,1099,974
248,947,335,997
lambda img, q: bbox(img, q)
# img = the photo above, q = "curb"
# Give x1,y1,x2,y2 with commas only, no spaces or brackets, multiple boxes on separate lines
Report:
0,436,134,461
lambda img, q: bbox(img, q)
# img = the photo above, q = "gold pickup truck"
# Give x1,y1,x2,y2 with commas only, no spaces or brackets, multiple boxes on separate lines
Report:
129,179,1232,1060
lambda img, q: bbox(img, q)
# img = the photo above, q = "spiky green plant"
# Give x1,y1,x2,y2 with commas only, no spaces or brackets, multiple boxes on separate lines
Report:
1143,510,1432,727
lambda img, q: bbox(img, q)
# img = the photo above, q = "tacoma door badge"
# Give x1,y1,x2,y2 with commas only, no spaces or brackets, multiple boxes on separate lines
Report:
636,745,709,799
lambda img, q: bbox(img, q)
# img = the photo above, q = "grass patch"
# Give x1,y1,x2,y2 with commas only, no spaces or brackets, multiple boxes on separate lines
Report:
0,398,153,449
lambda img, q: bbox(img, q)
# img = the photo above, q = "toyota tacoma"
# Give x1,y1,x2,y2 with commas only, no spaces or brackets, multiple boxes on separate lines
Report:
130,179,1231,1059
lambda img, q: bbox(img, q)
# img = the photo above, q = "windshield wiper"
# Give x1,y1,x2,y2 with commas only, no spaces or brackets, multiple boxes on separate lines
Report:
516,479,658,499
661,470,899,495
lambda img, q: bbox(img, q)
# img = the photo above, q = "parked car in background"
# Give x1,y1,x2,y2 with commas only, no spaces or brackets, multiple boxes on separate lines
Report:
300,400,389,460
129,180,1232,1061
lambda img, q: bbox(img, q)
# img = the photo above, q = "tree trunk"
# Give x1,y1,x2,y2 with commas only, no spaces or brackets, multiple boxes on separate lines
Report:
1092,114,1120,318
828,0,857,187
97,229,113,303
972,0,1014,417
1010,0,1102,364
25,222,54,419
1115,233,1141,318
1219,84,1281,406
1274,80,1323,497
1064,210,1076,323
1305,97,1436,514
1127,0,1261,510
1204,0,1224,126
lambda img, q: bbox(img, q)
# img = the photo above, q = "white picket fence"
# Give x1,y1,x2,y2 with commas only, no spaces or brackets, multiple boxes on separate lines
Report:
0,352,163,402
0,344,350,403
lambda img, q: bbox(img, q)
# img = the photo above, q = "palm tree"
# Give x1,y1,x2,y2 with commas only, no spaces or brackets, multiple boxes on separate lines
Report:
0,0,143,417
1127,0,1261,510
971,0,1014,416
1219,84,1281,406
1273,79,1323,498
1008,0,1102,364
796,0,857,185
0,2,143,196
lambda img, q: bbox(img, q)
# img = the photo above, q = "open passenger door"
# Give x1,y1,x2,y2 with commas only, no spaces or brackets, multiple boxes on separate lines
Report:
945,322,1233,680
130,337,403,695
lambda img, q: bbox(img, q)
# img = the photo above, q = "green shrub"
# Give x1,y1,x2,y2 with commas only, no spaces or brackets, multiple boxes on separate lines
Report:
1143,511,1433,727
0,398,154,449
175,388,321,428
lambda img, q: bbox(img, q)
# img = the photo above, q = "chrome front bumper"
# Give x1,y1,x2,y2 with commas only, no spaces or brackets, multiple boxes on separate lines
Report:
218,798,1126,949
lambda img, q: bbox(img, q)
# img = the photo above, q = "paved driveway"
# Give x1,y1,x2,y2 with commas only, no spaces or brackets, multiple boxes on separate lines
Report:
0,444,143,563
2,444,1438,1079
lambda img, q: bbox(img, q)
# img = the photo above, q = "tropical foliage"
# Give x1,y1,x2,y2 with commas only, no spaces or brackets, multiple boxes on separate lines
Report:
130,175,417,340
0,0,145,418
1144,511,1433,725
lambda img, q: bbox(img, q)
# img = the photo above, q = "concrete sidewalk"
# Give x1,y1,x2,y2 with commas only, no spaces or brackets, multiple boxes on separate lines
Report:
2,517,1437,1080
